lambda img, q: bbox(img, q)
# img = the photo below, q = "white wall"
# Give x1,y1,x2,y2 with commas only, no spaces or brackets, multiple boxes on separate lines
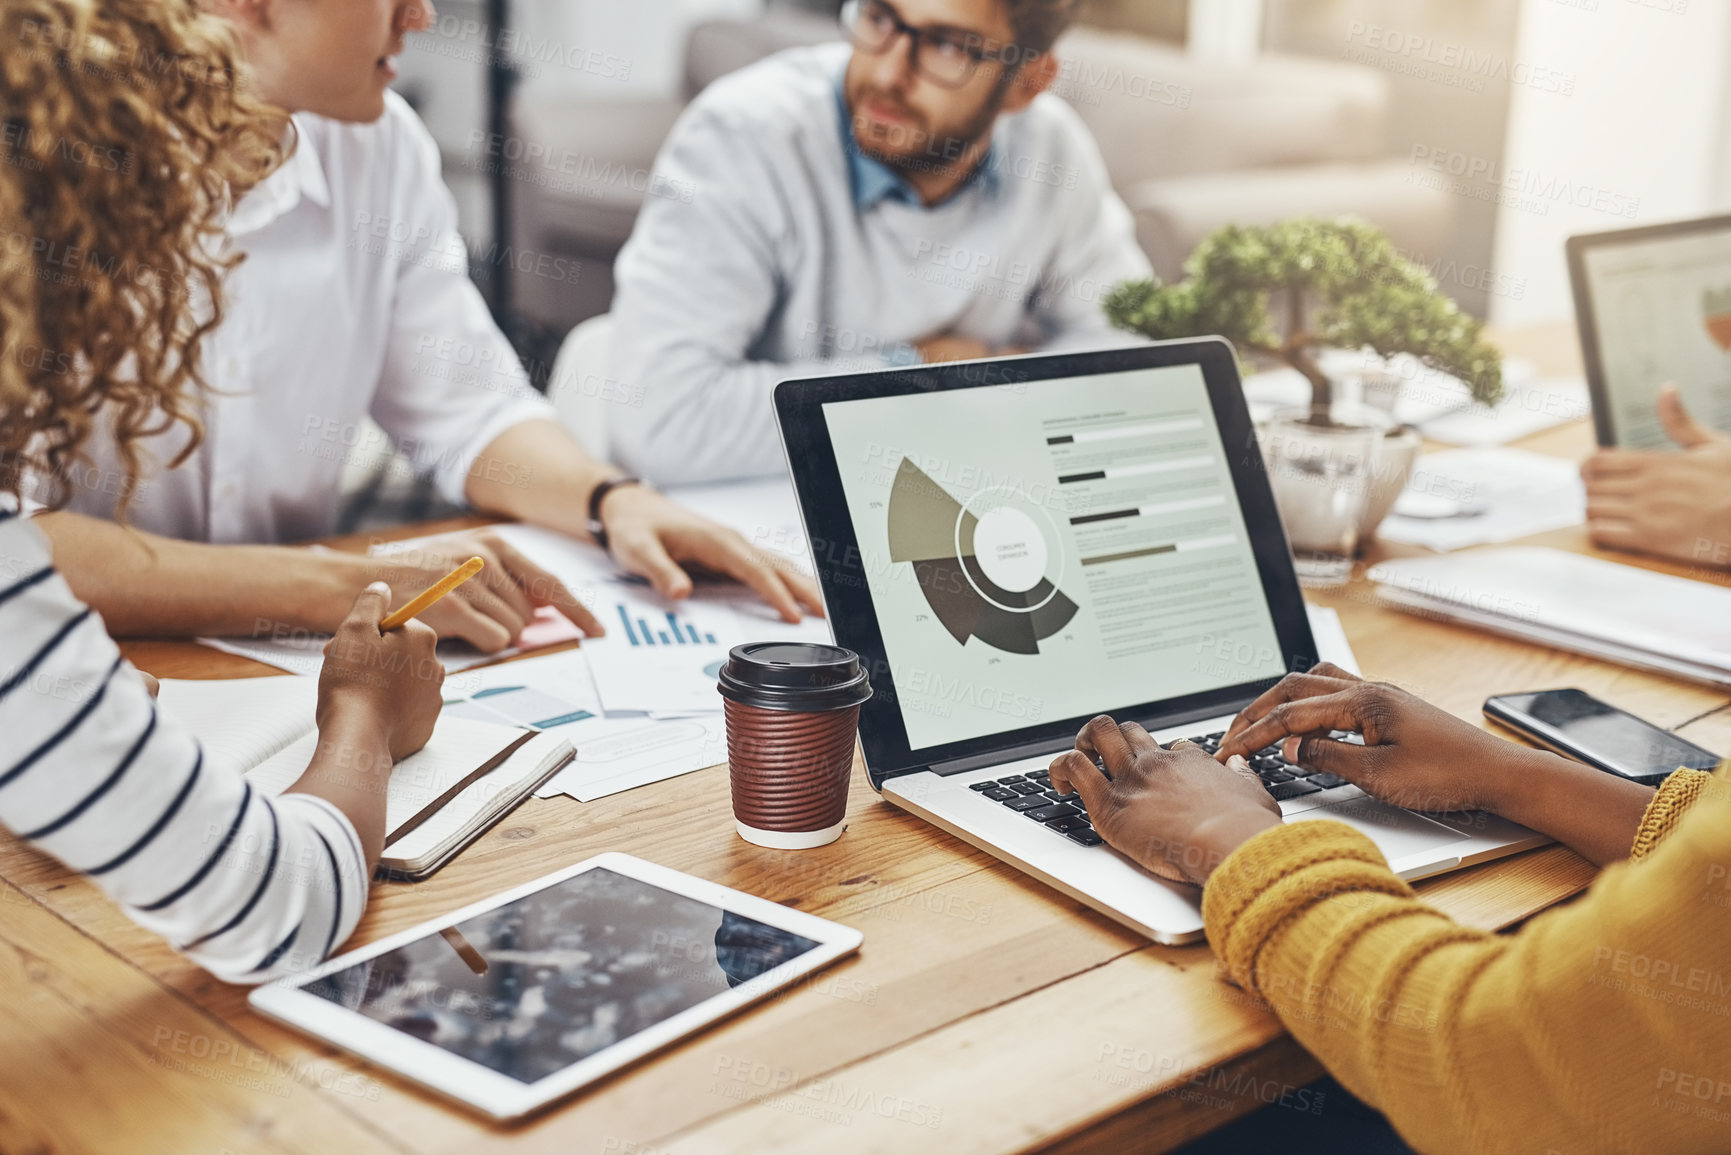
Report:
1490,0,1731,327
1186,0,1262,63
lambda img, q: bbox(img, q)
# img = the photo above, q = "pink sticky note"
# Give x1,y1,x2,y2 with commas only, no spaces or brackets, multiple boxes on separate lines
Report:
516,605,587,650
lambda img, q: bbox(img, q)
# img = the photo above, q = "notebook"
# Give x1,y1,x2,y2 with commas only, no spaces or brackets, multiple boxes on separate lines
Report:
1368,548,1731,688
155,677,574,880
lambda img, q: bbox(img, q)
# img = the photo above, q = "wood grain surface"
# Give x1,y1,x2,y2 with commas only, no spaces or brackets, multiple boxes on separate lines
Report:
3,324,1720,1153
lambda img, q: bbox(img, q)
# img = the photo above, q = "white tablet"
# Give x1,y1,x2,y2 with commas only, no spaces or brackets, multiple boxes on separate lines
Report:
249,852,863,1120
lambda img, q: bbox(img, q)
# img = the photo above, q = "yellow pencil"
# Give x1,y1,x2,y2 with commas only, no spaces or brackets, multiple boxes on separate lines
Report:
379,556,485,631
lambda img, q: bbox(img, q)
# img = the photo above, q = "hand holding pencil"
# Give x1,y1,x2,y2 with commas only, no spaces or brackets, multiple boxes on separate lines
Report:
317,582,446,764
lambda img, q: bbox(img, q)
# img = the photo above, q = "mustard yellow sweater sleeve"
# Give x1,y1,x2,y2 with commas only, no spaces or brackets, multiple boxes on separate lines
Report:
1202,766,1731,1155
1630,766,1715,861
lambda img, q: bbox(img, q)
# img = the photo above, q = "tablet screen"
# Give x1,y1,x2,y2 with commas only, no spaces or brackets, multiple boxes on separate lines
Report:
1579,225,1731,446
300,867,821,1085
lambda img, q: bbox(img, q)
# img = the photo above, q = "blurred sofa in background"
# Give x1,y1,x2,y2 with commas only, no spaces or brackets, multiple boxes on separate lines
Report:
505,9,1453,335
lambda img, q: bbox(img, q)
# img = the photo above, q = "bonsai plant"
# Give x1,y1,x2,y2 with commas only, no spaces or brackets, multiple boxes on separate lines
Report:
1103,218,1503,426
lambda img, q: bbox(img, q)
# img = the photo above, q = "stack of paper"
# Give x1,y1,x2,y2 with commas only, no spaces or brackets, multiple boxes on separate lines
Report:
188,477,830,805
423,478,826,802
440,649,730,803
475,508,829,801
492,520,828,719
1368,548,1731,687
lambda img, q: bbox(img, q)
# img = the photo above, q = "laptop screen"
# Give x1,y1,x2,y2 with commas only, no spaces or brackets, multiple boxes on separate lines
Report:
1574,219,1731,446
819,363,1288,753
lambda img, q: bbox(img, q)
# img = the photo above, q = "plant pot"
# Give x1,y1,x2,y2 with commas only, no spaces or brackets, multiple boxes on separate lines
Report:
1358,422,1423,546
1257,411,1380,587
1254,402,1422,538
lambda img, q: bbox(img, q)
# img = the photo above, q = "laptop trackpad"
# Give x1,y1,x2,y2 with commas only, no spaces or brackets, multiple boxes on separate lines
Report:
1287,797,1470,860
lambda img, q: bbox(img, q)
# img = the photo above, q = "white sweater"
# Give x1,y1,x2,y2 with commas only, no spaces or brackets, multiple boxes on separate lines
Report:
609,44,1152,485
0,509,367,983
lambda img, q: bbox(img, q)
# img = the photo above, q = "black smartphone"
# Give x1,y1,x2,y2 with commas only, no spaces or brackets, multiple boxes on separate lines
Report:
1484,689,1721,785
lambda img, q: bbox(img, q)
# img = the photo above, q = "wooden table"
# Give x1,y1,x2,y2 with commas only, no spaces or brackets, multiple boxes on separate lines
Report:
5,325,1729,1155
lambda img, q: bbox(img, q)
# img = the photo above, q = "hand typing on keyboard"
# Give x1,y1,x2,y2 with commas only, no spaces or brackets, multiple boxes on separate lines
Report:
1047,716,1282,886
1216,662,1526,815
1216,662,1667,868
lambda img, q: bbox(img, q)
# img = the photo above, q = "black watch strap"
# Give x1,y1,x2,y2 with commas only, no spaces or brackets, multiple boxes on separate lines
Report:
587,475,643,553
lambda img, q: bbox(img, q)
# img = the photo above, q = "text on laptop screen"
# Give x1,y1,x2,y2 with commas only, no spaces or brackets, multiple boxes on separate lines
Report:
820,365,1287,751
1582,225,1731,446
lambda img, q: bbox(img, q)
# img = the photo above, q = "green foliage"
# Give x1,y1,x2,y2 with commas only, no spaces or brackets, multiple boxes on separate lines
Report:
1104,218,1503,409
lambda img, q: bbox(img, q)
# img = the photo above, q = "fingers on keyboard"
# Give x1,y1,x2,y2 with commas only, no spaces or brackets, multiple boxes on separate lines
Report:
976,731,1353,851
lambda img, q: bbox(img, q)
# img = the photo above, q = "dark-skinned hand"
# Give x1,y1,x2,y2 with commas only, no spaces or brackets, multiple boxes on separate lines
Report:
1048,715,1280,886
1217,662,1528,814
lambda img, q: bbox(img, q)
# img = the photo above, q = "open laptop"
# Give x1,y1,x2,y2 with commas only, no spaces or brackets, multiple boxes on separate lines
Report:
1568,214,1731,447
774,340,1546,944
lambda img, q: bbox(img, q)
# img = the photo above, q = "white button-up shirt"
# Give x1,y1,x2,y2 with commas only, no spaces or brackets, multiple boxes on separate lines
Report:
55,92,553,544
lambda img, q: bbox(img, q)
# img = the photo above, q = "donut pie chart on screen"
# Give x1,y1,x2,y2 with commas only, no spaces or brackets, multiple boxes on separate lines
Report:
887,457,1079,655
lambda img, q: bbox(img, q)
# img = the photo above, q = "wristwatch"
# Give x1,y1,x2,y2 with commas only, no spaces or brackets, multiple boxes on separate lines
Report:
586,475,644,553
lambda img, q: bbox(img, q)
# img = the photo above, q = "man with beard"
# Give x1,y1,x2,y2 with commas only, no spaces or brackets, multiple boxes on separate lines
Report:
607,0,1151,484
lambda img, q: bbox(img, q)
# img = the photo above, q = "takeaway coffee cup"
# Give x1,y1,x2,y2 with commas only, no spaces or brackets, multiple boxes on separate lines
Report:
717,642,873,849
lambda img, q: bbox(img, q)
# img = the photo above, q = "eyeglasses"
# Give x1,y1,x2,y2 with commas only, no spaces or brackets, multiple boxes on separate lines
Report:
839,0,1021,90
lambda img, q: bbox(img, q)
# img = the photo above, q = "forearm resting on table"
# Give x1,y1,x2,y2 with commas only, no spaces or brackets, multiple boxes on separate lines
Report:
35,511,361,637
462,420,614,541
1485,745,1656,866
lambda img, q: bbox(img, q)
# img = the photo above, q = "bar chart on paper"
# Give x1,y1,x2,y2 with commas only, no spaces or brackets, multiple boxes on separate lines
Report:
616,605,719,647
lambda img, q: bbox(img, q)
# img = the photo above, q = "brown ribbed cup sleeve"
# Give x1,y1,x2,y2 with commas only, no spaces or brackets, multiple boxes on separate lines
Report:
724,701,861,833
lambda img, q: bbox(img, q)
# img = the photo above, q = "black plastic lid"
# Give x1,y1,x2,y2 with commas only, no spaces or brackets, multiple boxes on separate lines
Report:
717,642,873,713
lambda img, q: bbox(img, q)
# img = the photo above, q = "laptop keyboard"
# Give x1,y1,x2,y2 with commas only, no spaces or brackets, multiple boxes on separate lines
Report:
967,732,1351,850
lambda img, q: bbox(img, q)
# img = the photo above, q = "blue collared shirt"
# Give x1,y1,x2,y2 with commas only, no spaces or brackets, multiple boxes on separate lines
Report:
608,44,1153,483
834,74,1001,211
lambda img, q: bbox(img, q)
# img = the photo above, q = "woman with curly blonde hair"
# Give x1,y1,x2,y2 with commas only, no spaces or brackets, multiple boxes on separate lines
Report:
0,0,443,982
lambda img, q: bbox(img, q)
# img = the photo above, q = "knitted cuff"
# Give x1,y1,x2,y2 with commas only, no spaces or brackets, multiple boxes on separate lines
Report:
1202,820,1408,992
1629,768,1716,862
